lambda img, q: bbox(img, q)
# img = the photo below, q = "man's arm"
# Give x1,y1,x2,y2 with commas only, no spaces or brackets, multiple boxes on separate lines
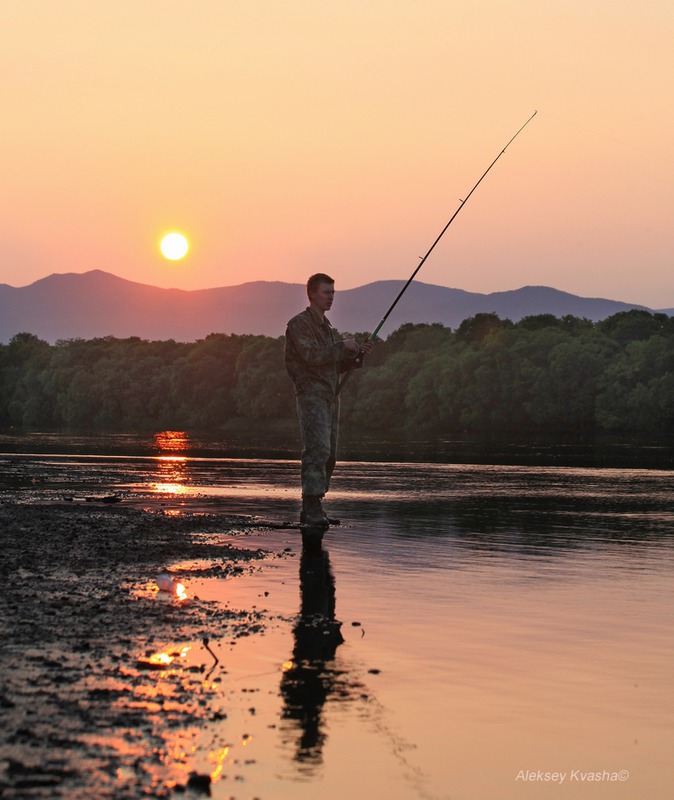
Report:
286,316,354,366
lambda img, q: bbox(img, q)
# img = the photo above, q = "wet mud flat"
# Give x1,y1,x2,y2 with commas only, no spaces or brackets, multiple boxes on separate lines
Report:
0,502,293,799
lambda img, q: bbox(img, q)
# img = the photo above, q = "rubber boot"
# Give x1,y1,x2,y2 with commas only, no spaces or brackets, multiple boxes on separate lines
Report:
301,495,329,527
300,498,340,525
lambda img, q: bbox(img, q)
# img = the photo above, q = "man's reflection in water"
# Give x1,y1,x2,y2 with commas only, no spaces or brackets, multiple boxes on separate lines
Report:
280,538,348,765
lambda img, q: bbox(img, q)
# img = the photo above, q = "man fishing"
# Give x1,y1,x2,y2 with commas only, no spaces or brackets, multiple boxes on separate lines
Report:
285,116,535,527
285,273,374,527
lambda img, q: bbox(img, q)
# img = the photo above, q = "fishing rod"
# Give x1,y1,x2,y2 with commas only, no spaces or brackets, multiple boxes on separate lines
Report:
337,110,537,395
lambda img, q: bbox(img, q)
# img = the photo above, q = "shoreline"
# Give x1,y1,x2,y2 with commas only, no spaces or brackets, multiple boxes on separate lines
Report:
0,501,295,798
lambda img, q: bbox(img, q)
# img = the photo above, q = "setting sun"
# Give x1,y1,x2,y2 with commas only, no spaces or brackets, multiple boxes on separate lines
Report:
160,232,189,261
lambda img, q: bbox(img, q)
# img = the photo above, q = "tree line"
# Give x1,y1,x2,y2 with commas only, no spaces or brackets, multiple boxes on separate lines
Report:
1,309,674,437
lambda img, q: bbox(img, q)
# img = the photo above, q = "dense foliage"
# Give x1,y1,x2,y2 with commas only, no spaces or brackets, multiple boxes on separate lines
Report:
2,309,674,437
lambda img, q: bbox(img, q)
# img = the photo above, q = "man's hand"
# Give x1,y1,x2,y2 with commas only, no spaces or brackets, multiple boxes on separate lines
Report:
344,336,374,356
359,337,375,356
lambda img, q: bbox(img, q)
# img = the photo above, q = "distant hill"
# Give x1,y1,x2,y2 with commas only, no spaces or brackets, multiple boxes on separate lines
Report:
0,269,664,343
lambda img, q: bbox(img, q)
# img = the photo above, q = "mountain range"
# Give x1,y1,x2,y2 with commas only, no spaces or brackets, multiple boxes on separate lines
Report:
0,269,670,344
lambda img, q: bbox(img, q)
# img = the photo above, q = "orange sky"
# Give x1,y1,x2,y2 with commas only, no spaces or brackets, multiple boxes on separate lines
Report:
2,1,673,308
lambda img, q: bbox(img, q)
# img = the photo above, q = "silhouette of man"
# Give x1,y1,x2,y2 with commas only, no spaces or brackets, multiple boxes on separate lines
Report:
280,545,345,763
285,273,373,527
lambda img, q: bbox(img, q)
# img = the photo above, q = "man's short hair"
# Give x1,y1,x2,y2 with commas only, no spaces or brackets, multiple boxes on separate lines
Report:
307,273,334,298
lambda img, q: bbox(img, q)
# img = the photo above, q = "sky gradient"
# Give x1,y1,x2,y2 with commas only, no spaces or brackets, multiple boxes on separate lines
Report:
2,1,673,308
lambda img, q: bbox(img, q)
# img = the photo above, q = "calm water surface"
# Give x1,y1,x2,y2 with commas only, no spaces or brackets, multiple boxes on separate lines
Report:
1,433,673,798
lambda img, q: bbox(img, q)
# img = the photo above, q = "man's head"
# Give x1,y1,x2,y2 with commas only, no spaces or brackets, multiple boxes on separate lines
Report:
307,273,335,315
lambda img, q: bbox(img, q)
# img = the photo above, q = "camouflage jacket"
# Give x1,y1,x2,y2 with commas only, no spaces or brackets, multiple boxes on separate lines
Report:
284,307,356,396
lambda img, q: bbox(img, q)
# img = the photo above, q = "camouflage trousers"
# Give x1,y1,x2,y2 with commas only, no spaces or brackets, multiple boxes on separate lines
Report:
296,392,340,497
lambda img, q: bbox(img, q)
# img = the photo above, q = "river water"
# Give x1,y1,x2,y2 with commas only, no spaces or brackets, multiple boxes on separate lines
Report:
2,432,674,799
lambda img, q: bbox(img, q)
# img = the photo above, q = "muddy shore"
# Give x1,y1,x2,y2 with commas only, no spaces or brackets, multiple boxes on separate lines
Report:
0,501,294,799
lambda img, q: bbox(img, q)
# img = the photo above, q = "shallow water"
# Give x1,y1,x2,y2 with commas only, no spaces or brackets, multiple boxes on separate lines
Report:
2,436,674,798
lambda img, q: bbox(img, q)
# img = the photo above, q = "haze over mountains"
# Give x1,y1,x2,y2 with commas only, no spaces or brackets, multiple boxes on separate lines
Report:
0,270,670,344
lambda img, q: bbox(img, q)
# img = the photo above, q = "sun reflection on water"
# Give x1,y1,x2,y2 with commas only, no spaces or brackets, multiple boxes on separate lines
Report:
151,431,192,497
153,430,190,452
